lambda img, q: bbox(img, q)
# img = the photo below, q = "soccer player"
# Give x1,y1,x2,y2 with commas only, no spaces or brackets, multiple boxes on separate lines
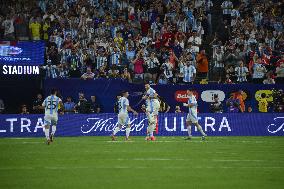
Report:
42,89,63,145
143,83,160,141
183,89,207,140
111,91,138,141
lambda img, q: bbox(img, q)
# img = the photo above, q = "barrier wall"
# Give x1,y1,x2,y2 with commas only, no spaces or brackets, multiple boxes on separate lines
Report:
0,113,283,137
44,78,284,113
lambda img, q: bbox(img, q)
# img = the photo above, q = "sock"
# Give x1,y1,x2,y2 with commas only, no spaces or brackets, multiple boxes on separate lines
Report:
197,124,206,136
126,127,130,138
187,125,192,137
44,128,50,140
113,127,120,136
51,126,56,135
146,127,150,136
149,124,155,137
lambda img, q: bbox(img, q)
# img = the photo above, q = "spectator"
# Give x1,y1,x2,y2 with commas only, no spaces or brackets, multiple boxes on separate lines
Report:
81,67,95,80
225,74,233,84
252,58,267,84
2,14,15,40
175,105,182,113
235,61,248,83
108,65,120,78
20,105,29,115
188,30,202,53
0,98,4,114
132,53,145,82
158,73,168,84
0,0,282,87
209,95,223,113
121,68,132,83
32,93,44,114
213,47,225,82
275,63,284,84
64,97,76,114
221,0,233,23
90,96,101,113
14,13,29,40
263,74,275,84
68,48,82,77
196,50,208,80
75,92,91,114
180,61,196,84
247,106,253,113
161,59,174,83
226,65,236,83
145,52,160,83
29,17,41,40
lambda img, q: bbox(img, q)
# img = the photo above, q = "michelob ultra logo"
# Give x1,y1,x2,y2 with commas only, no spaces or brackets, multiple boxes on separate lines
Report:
175,90,198,103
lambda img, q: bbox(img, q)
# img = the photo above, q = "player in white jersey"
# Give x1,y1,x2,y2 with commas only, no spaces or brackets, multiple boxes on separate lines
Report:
111,91,138,141
183,89,207,140
42,89,63,145
143,83,160,141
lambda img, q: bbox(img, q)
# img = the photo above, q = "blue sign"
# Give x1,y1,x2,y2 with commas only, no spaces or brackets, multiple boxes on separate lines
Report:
44,78,284,113
0,41,45,65
0,113,283,137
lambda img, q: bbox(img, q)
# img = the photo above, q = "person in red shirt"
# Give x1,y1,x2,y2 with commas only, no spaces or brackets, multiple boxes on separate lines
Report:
140,17,150,37
132,53,145,80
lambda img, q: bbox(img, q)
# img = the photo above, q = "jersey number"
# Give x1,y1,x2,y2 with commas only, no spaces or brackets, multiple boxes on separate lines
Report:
47,101,57,110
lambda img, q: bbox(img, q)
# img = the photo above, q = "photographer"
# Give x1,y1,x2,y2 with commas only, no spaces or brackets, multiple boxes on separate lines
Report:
209,95,223,113
75,92,91,114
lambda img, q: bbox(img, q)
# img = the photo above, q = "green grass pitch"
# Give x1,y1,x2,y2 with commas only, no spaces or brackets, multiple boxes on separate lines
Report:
0,136,283,189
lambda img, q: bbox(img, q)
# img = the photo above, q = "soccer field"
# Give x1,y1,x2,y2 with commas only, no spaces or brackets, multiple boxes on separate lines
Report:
0,136,283,189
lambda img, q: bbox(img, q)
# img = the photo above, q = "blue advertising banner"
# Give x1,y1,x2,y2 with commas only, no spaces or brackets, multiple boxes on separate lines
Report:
0,113,283,137
0,41,45,65
44,78,284,113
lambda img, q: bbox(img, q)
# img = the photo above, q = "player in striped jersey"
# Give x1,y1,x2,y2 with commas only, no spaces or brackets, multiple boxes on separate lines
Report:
111,91,138,141
143,83,160,141
183,89,207,140
42,89,64,145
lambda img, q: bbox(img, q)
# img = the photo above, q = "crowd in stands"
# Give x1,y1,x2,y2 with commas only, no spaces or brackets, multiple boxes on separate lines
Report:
0,0,283,85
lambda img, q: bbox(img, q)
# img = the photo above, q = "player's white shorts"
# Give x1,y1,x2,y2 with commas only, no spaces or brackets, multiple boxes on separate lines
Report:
147,112,158,125
118,113,130,126
44,114,58,125
146,99,160,116
186,110,198,123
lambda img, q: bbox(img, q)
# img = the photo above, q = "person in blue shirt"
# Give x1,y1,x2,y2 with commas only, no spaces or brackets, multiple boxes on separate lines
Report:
64,97,75,114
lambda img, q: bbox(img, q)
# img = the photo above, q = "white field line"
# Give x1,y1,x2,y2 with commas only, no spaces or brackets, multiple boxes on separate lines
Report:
1,166,283,170
212,159,265,162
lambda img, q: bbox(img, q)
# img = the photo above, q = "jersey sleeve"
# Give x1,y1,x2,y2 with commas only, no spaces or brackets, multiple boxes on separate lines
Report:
125,99,129,106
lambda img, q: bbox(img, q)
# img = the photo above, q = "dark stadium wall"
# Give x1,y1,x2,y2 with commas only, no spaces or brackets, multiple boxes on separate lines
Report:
0,76,43,113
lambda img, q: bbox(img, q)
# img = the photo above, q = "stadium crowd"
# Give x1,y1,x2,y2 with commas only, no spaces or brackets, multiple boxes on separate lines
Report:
0,0,283,84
